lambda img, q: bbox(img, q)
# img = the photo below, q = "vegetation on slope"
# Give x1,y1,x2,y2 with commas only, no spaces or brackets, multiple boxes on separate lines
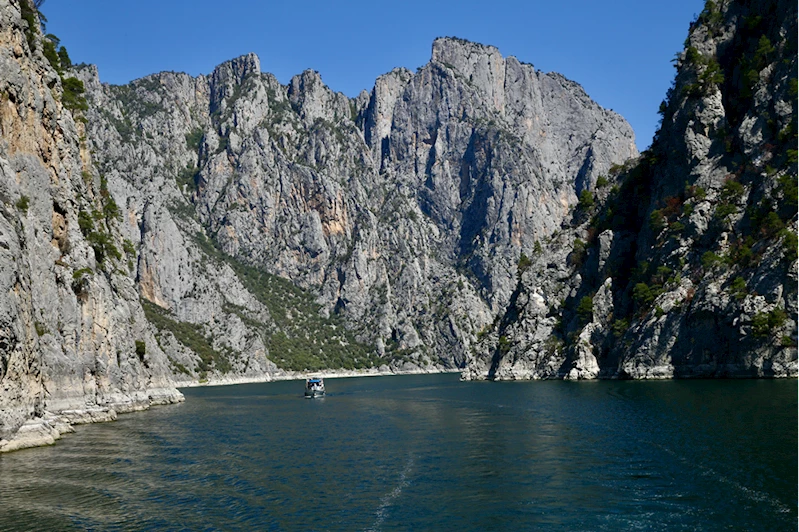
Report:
556,0,797,354
191,232,381,372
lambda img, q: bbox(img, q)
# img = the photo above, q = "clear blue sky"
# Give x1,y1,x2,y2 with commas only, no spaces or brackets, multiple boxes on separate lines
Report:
43,0,704,151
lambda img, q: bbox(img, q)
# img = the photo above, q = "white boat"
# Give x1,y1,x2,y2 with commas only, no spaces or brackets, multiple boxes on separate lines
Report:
305,377,325,398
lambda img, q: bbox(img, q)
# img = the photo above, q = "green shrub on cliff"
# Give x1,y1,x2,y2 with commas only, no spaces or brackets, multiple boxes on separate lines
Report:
62,77,88,112
714,203,736,220
135,340,146,360
58,45,71,69
576,296,594,324
721,179,744,200
569,238,587,266
611,318,629,338
778,174,797,215
633,282,658,312
649,209,666,232
698,0,723,27
20,0,39,51
77,208,120,266
185,128,203,153
15,195,29,213
729,277,748,300
42,34,60,72
701,251,723,269
780,229,798,263
87,230,121,264
578,190,595,210
754,36,775,68
517,252,532,275
681,46,725,96
751,308,787,338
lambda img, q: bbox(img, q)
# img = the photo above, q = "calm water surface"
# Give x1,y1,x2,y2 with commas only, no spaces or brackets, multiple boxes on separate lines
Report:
0,374,796,531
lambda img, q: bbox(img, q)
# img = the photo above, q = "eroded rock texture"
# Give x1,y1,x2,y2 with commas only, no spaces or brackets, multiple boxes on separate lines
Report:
0,0,182,451
80,36,634,377
465,0,797,380
2,0,793,452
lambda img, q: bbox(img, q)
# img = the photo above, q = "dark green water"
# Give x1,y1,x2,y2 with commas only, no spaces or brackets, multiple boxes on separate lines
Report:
0,374,796,531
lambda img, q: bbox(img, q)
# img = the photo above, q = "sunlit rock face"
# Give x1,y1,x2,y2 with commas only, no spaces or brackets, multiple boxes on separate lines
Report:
10,0,791,456
78,35,634,377
0,0,182,450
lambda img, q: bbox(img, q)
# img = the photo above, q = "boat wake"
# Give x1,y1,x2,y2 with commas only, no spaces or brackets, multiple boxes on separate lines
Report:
653,441,792,515
365,455,414,532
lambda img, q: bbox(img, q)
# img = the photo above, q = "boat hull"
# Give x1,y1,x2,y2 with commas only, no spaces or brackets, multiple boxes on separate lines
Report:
304,390,325,398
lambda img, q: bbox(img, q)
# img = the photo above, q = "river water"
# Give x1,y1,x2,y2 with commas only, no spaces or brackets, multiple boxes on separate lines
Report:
0,374,796,531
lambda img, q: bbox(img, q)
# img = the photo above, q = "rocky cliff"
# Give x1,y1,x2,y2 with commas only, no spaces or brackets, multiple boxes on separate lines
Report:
3,0,791,453
0,0,182,452
464,0,797,380
76,36,635,379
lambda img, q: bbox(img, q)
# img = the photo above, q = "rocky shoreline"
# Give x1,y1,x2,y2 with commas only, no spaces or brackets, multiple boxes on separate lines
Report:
0,389,184,454
173,366,456,388
0,0,794,455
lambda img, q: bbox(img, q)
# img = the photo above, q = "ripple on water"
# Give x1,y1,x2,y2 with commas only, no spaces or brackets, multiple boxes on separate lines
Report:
0,375,795,531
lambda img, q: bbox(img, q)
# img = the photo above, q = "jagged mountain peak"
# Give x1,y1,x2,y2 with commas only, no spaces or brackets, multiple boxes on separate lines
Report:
211,52,261,80
432,36,502,61
69,30,638,383
3,0,793,453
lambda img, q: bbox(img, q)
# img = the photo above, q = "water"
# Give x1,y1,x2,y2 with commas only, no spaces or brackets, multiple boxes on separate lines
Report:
0,374,796,531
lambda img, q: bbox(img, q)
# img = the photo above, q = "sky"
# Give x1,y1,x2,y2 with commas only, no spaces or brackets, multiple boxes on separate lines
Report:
42,0,705,151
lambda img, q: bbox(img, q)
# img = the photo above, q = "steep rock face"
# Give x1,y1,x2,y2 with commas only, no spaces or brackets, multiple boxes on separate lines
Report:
466,0,798,380
81,59,381,380
1,0,789,456
82,36,635,376
0,0,182,451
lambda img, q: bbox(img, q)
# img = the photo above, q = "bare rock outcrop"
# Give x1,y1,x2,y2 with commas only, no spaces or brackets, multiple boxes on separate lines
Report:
78,34,635,377
467,0,797,380
0,0,182,451
5,0,789,456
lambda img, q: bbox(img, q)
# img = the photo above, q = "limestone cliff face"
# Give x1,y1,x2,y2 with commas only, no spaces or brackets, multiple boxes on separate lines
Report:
465,0,797,380
0,0,182,452
79,36,635,377
9,0,785,455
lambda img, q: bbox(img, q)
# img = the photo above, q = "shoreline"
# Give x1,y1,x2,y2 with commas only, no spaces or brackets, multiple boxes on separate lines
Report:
0,368,458,453
0,392,185,454
3,368,795,453
173,366,461,389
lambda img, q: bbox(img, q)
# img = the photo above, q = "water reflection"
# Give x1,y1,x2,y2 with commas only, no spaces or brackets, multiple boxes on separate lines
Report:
0,375,795,531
